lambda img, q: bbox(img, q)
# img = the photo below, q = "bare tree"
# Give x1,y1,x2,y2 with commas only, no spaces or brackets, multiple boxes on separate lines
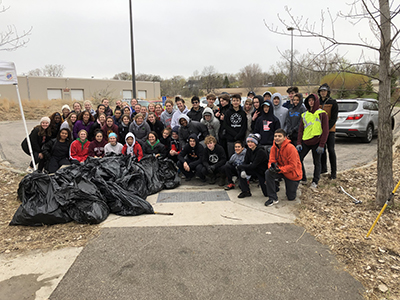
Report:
27,64,65,77
265,0,400,206
27,68,43,77
239,63,264,92
201,66,223,93
161,76,186,97
113,72,131,80
0,1,32,51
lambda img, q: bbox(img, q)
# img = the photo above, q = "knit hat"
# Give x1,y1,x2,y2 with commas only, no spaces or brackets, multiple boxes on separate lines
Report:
61,104,71,112
246,133,261,145
40,117,51,124
171,126,179,134
108,132,117,139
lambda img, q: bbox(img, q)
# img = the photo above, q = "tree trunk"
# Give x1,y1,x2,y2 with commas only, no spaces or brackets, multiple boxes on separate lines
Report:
376,0,393,206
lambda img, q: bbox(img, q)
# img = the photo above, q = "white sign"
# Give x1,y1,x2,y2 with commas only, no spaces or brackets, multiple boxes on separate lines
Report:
0,61,18,85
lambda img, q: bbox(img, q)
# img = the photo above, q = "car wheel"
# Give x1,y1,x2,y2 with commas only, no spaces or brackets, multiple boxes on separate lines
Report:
362,124,373,143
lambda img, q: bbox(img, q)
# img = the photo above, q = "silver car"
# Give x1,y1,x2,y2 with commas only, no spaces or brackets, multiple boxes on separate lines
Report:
335,98,393,143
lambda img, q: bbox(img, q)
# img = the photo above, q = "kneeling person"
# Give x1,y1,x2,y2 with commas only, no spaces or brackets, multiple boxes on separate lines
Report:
201,135,227,184
177,134,204,181
265,129,302,206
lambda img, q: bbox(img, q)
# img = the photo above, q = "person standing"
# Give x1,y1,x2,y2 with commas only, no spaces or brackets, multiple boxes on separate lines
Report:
296,94,329,189
187,96,204,122
170,97,189,128
318,83,338,180
160,100,176,128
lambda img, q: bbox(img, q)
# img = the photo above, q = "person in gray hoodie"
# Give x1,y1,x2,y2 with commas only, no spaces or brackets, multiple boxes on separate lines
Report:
200,107,220,141
178,114,209,149
284,93,306,145
129,113,151,145
160,99,176,128
271,93,288,132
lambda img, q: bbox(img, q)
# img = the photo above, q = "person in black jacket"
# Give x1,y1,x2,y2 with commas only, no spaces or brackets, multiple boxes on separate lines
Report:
223,94,247,158
178,114,209,149
21,117,52,173
177,134,204,181
49,112,62,139
147,112,164,138
42,128,72,173
201,135,227,184
142,131,167,159
236,133,269,198
187,96,204,122
119,114,131,144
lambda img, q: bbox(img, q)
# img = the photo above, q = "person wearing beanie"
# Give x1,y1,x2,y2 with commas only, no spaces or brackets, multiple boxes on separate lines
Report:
296,93,329,189
21,117,52,173
236,133,268,198
264,129,302,207
187,96,204,122
61,104,71,122
253,100,281,160
318,83,338,180
200,107,220,141
284,93,307,146
104,132,123,155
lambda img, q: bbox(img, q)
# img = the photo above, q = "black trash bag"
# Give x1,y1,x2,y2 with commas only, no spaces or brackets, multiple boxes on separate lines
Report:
116,165,148,199
86,155,126,182
53,178,109,224
137,155,164,195
10,173,72,226
157,158,181,189
91,177,154,216
52,164,83,187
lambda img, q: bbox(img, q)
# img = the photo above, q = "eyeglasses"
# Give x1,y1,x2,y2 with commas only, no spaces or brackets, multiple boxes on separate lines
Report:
192,101,199,104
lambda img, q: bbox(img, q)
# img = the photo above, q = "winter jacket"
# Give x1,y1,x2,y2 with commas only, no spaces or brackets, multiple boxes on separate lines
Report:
202,144,227,170
42,138,70,162
271,93,288,132
254,100,281,146
244,106,255,139
284,94,307,138
217,103,232,139
269,138,302,181
178,114,209,149
88,121,104,141
318,85,339,132
129,120,151,144
69,138,90,162
21,126,51,155
251,95,263,131
87,138,107,157
297,94,329,147
121,132,143,161
160,109,176,128
223,106,247,142
177,134,204,169
200,107,220,140
187,106,204,122
142,139,167,159
73,120,94,140
228,148,247,167
104,107,113,117
118,122,131,144
147,119,165,139
112,115,122,127
102,123,120,141
170,106,189,129
239,144,268,176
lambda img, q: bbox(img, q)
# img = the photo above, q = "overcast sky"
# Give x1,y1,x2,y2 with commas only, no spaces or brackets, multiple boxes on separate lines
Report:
1,0,392,79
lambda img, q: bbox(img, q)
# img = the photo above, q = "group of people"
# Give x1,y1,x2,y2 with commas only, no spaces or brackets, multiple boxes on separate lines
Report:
22,83,338,206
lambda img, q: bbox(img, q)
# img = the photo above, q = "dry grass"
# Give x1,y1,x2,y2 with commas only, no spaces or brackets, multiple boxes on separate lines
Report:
296,149,400,299
0,166,100,253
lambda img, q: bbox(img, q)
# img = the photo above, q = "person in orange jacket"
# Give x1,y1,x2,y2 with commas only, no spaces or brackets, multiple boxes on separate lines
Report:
264,129,302,206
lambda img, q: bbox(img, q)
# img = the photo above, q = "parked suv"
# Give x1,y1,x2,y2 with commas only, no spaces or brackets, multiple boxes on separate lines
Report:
335,98,394,143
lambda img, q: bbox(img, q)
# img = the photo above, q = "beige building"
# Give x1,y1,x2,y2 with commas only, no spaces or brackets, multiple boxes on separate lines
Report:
0,76,161,101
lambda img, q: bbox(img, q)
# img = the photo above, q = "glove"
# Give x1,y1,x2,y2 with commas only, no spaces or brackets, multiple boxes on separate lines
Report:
316,146,324,155
241,170,248,178
296,145,302,152
268,167,277,173
207,166,213,174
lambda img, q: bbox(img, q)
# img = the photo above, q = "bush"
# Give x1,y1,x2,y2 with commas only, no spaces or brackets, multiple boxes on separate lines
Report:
321,73,370,96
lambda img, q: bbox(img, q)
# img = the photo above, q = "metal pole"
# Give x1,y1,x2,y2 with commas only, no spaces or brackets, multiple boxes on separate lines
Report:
26,75,31,101
129,0,136,99
287,27,294,87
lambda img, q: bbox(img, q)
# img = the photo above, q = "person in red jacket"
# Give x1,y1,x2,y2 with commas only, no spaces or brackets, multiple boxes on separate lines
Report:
121,132,143,161
264,129,302,206
70,129,90,163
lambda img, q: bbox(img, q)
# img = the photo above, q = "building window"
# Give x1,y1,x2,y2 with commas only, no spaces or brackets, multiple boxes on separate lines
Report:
138,90,147,100
47,89,62,100
71,89,84,101
123,90,132,100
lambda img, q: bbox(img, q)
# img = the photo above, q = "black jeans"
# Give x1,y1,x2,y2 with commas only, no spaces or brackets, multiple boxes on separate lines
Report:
177,161,204,179
221,162,238,184
299,143,322,184
321,132,337,176
265,170,299,201
48,157,71,173
237,166,268,197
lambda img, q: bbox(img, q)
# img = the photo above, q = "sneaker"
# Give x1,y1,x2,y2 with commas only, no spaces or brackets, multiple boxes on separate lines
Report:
321,169,328,174
224,183,235,190
238,191,252,198
232,176,238,183
329,174,337,180
265,199,274,206
310,182,318,189
185,176,192,182
26,166,34,173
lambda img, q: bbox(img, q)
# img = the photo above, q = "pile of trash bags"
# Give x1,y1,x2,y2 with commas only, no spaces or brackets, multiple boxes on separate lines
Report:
10,155,180,226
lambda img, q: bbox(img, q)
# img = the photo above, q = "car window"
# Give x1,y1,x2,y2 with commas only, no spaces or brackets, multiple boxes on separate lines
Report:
338,102,358,112
363,102,372,110
370,102,379,111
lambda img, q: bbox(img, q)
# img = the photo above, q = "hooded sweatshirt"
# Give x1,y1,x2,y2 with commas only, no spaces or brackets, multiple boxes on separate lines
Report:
269,138,302,181
121,132,143,161
297,93,329,147
177,133,204,169
318,83,338,132
251,95,264,131
88,137,107,157
160,108,176,128
284,93,307,137
202,143,227,170
200,107,220,140
271,93,288,132
129,119,151,143
223,104,247,142
178,114,209,149
170,105,189,128
228,147,247,167
142,138,167,159
254,100,281,146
